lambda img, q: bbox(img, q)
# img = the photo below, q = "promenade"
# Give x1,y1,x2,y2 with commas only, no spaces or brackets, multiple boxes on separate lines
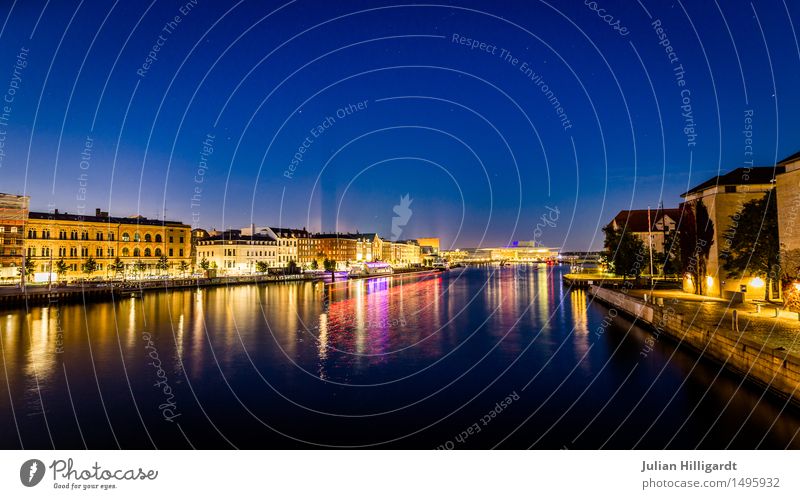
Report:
588,285,800,406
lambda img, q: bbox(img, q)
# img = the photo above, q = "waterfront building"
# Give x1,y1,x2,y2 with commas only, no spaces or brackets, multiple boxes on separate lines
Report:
478,241,559,262
681,166,784,300
776,151,800,278
0,193,29,282
609,208,682,257
24,208,192,280
240,226,311,268
308,233,383,269
389,240,421,267
195,229,277,274
440,249,469,262
415,237,440,254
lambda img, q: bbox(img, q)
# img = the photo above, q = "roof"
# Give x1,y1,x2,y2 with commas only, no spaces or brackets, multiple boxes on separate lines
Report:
312,232,381,240
269,227,310,238
198,233,276,243
778,150,800,165
611,208,683,233
681,166,784,197
28,211,189,227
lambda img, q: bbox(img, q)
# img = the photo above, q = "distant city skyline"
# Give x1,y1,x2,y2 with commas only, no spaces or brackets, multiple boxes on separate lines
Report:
1,1,799,251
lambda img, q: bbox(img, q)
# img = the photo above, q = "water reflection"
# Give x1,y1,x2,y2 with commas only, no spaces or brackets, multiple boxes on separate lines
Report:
0,266,798,449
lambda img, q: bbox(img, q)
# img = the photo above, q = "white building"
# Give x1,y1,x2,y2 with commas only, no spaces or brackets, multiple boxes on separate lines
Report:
241,225,310,268
195,230,277,275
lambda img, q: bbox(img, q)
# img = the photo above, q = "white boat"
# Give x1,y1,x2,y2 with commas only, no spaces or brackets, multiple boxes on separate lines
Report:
349,262,393,277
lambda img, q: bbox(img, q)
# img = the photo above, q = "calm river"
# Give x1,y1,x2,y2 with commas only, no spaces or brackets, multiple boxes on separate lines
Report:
1,265,798,449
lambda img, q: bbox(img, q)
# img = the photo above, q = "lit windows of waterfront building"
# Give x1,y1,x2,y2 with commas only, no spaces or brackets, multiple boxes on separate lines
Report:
23,208,191,281
195,229,278,274
240,226,311,268
0,193,29,282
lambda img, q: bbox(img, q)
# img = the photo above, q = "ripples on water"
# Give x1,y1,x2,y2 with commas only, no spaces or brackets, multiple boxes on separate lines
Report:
0,266,798,449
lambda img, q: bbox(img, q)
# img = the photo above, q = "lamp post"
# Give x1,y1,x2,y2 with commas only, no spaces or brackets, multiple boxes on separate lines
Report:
647,206,654,277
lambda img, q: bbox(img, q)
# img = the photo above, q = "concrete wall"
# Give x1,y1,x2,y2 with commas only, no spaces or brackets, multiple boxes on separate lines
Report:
589,285,800,406
777,160,800,268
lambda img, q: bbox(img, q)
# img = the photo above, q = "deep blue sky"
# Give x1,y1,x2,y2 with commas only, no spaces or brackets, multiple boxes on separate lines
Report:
0,0,798,250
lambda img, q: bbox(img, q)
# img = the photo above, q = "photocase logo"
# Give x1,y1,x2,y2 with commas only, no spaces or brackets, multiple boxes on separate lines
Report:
20,459,45,487
391,193,413,241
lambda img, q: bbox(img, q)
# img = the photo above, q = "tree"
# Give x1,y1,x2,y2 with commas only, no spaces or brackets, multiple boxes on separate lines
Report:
110,257,125,279
602,223,646,279
81,256,98,276
659,228,682,275
287,259,299,275
134,260,147,276
255,261,269,273
155,255,169,275
323,258,337,272
721,190,779,301
19,257,35,283
178,260,190,276
310,259,319,270
679,199,714,295
199,257,210,272
55,258,69,280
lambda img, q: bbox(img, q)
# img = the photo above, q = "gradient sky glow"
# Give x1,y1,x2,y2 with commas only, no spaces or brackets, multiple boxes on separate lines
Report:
1,0,798,250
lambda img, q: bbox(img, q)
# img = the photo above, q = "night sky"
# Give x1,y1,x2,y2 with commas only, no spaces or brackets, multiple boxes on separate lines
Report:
0,0,798,251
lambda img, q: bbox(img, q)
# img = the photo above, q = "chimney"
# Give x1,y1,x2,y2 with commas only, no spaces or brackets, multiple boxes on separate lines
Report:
96,208,101,217
54,209,59,215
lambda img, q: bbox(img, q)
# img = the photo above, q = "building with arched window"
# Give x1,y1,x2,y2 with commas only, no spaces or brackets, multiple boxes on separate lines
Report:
22,208,191,280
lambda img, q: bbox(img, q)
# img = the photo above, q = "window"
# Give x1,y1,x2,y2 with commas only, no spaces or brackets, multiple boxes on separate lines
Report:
144,248,151,257
179,237,184,244
96,248,103,257
154,248,161,257
725,185,737,193
134,233,141,242
71,230,78,240
122,233,130,242
133,248,140,257
81,231,88,240
109,248,114,257
42,230,50,239
109,232,115,241
27,247,35,257
169,248,174,257
96,232,103,241
70,247,77,257
145,234,152,242
81,248,88,257
27,229,36,238
169,236,174,243
122,248,129,257
58,247,66,257
59,230,66,239
179,249,183,257
155,234,162,243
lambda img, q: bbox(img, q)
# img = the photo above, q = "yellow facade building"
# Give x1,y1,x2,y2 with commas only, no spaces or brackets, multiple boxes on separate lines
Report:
24,209,192,281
